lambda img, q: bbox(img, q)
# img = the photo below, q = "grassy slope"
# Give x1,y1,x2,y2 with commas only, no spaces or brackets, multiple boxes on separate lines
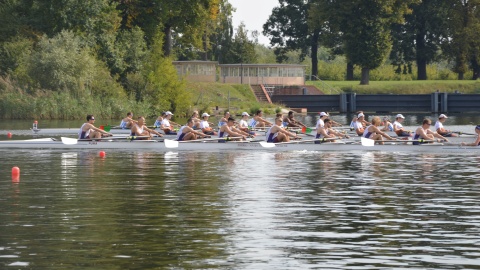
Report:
307,80,480,94
185,82,278,115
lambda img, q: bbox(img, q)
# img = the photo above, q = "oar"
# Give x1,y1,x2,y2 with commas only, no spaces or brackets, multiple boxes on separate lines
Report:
259,137,337,148
455,131,476,136
164,137,243,148
360,137,437,146
61,136,151,145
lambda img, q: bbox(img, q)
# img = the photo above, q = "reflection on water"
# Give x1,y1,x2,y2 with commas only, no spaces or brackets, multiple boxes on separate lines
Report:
1,150,480,269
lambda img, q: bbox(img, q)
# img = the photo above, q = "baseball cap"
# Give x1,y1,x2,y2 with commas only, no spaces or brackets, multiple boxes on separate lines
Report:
396,114,405,119
439,114,448,119
201,113,210,117
383,116,390,121
165,111,173,115
242,112,250,116
357,113,365,118
319,112,329,117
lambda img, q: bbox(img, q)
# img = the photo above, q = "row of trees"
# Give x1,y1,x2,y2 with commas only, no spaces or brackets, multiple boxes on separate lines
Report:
0,0,260,118
263,0,480,84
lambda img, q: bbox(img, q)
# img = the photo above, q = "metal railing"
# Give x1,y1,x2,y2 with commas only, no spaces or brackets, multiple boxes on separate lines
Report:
309,75,341,95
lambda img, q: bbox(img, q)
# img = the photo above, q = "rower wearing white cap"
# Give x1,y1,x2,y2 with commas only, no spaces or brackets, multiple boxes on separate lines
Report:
393,114,411,137
199,113,217,135
412,118,448,145
160,111,179,135
238,112,256,136
353,113,366,136
435,114,458,137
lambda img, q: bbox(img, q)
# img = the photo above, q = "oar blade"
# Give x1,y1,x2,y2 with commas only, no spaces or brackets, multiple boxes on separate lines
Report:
61,137,78,145
259,141,276,148
361,137,375,147
164,139,179,148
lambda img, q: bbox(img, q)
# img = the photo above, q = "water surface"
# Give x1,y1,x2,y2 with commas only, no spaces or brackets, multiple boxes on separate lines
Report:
1,150,479,269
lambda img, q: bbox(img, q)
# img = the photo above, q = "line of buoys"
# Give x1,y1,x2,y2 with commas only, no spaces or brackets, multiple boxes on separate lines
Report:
12,166,20,183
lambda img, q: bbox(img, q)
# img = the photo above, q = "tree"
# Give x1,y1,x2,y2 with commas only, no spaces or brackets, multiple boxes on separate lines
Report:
263,0,321,79
442,0,480,80
390,0,449,80
334,0,417,85
116,0,222,56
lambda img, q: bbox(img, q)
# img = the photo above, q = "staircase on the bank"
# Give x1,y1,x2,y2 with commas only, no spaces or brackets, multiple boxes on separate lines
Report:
250,84,272,104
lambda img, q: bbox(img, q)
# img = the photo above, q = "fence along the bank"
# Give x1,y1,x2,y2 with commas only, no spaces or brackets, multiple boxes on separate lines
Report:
271,92,480,113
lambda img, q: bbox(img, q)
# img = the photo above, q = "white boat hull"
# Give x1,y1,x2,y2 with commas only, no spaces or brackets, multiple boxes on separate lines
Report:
0,138,478,153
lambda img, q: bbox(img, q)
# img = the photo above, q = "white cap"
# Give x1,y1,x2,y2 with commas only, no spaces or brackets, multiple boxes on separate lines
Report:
383,116,389,121
319,112,329,117
396,114,405,119
357,113,365,118
242,112,250,116
201,113,210,117
439,114,448,119
165,111,173,115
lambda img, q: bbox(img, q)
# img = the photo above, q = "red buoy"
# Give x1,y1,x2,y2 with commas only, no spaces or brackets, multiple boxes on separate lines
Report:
12,166,20,183
7,132,12,139
99,151,106,158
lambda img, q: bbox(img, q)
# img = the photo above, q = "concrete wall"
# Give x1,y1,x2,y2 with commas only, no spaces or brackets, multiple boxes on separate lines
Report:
272,92,480,113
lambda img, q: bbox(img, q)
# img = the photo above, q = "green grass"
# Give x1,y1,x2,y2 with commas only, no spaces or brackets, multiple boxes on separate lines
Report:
307,80,480,94
186,82,280,116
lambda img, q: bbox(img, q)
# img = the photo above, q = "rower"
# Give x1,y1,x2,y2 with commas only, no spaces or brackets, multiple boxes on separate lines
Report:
381,116,394,132
119,112,135,129
160,111,179,135
393,114,412,137
265,118,300,143
283,111,307,128
238,112,256,136
131,116,163,139
350,111,370,131
249,110,272,128
154,112,165,127
177,118,210,141
78,115,112,139
218,117,248,142
316,112,329,137
218,111,230,127
315,118,349,144
363,116,395,144
412,118,449,145
190,111,201,129
199,113,217,135
461,125,480,146
435,114,458,137
353,112,366,136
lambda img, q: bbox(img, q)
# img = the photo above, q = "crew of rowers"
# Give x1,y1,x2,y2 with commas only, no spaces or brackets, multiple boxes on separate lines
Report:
79,111,480,146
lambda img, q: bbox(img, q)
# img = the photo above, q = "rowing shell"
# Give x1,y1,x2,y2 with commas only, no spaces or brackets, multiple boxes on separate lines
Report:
0,138,478,153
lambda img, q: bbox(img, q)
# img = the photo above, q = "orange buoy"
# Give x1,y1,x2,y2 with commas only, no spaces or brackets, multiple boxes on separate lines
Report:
12,166,20,183
7,132,12,138
99,151,106,158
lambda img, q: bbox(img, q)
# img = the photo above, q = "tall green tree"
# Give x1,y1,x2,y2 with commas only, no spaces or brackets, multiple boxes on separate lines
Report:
263,0,321,79
442,0,480,80
116,0,222,56
334,0,416,85
390,0,449,80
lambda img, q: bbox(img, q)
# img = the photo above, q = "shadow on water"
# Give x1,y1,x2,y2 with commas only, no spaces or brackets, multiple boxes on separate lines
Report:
0,150,480,269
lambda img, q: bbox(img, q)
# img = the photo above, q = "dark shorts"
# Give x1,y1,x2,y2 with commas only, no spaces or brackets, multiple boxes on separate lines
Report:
439,132,453,137
396,131,411,137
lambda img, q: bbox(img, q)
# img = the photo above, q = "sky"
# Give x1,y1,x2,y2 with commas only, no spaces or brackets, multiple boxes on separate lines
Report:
229,0,279,46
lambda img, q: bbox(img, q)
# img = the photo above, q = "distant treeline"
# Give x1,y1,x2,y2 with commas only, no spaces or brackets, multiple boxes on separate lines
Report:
263,0,480,84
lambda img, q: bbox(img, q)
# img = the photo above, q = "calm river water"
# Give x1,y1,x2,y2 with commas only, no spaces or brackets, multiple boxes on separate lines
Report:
1,116,480,269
